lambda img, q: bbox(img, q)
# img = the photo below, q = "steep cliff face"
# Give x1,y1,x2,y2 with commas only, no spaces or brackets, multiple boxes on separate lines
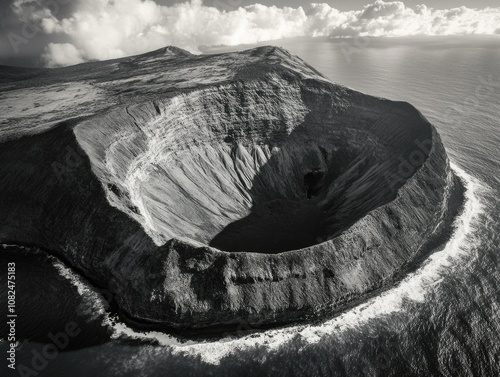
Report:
0,46,460,331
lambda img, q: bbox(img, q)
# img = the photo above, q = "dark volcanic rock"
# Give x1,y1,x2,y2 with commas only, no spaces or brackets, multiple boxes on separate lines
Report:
0,46,459,331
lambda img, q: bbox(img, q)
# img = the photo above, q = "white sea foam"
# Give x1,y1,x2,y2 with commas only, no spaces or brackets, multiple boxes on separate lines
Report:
52,162,489,365
50,257,108,320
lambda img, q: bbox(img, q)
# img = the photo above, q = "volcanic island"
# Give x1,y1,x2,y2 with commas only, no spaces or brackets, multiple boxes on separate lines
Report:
0,46,464,333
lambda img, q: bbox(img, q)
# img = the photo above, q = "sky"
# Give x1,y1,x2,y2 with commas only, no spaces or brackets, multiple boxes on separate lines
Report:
1,0,500,67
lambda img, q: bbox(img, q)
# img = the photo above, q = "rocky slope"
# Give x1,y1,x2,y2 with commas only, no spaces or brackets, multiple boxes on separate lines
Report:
0,46,462,331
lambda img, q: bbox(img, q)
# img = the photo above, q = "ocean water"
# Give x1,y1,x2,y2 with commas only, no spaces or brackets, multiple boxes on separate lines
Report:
1,36,499,376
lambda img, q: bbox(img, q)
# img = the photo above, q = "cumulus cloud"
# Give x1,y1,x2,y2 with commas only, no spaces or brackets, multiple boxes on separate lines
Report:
41,42,85,67
10,0,500,67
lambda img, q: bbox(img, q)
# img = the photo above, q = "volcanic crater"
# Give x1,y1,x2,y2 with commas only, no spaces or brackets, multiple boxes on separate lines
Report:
0,45,464,332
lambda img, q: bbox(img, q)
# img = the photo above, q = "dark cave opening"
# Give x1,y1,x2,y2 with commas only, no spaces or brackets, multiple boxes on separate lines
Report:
304,169,324,199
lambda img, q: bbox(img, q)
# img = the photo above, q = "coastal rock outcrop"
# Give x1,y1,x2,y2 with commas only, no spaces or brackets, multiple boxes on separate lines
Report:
0,46,462,331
